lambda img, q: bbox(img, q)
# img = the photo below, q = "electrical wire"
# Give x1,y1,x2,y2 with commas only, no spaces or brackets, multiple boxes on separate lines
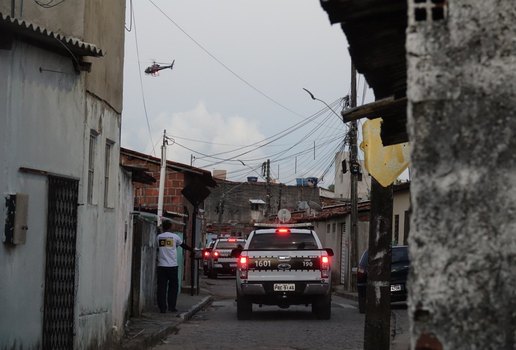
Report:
132,8,156,156
34,0,65,8
147,0,307,120
196,98,345,166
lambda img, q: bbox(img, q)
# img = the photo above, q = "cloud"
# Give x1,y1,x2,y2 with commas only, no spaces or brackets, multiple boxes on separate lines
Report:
122,102,267,179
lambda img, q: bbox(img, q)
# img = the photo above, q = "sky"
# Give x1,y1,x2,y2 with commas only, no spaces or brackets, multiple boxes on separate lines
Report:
121,0,374,187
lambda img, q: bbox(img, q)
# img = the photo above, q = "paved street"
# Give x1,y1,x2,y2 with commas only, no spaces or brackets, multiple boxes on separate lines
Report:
149,276,408,350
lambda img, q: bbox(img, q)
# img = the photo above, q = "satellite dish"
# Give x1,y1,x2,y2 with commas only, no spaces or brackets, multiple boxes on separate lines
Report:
277,209,291,223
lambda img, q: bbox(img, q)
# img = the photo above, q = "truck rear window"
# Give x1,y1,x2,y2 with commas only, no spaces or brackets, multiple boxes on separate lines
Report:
216,240,245,249
248,232,318,250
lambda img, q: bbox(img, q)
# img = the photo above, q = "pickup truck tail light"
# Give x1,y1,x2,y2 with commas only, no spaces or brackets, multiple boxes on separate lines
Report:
213,251,220,261
238,256,248,279
320,255,330,278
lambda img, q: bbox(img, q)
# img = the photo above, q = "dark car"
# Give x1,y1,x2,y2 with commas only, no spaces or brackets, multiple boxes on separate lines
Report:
206,238,246,279
202,240,216,275
356,245,410,313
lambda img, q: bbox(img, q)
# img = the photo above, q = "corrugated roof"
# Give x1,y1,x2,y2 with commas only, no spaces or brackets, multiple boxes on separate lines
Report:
319,0,408,145
0,12,103,57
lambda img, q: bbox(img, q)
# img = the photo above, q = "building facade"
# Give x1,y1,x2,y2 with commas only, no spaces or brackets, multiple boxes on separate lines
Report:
204,178,321,236
0,1,127,349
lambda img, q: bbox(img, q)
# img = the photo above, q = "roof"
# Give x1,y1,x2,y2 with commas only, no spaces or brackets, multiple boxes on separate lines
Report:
120,147,217,188
319,0,408,145
0,12,103,57
121,165,156,185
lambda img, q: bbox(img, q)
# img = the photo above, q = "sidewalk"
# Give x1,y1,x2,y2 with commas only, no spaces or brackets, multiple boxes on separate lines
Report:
120,288,213,350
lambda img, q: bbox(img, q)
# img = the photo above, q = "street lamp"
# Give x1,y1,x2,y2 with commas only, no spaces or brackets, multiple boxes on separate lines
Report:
302,88,349,120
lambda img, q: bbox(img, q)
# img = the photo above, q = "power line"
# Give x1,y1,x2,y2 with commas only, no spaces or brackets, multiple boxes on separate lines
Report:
147,0,306,120
132,8,156,156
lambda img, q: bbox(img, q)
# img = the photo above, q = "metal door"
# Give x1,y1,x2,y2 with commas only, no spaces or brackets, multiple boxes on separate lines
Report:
42,176,78,349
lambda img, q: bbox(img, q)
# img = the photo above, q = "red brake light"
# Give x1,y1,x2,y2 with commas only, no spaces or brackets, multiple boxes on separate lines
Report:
228,238,237,242
320,255,330,278
276,228,290,235
238,255,248,279
203,251,211,258
213,251,220,259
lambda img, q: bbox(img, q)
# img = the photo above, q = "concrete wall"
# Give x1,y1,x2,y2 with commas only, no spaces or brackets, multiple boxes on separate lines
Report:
110,169,134,342
84,0,126,113
204,180,320,226
407,1,516,348
0,2,126,347
74,95,121,349
314,212,369,288
0,42,85,349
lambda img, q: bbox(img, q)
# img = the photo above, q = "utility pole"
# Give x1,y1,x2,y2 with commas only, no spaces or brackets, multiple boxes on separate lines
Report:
264,159,271,218
157,130,168,227
348,64,359,291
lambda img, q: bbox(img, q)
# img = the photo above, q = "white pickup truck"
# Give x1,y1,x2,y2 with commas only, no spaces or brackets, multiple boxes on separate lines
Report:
233,223,334,320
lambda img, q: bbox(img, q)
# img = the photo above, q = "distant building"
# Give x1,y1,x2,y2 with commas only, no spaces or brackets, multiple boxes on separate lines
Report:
334,151,371,200
204,178,321,236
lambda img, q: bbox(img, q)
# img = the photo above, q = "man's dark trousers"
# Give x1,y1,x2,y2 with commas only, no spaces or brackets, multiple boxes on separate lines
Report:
157,266,179,312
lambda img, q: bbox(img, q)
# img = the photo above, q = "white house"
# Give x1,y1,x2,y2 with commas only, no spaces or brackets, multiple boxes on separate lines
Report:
0,1,129,349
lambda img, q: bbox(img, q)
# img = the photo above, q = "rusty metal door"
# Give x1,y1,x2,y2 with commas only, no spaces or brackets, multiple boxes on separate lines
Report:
42,176,78,349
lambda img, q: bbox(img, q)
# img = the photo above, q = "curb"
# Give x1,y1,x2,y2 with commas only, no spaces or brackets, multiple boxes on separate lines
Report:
121,296,214,350
179,295,214,321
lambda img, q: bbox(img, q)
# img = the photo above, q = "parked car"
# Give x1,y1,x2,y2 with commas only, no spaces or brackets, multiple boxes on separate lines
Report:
206,237,246,279
356,245,410,313
202,240,216,275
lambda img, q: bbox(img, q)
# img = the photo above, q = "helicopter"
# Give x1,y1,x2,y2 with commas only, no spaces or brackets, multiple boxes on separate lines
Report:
144,60,175,76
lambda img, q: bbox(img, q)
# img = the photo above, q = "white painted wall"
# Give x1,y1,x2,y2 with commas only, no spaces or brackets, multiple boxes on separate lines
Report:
0,39,125,349
334,151,371,200
111,168,134,342
0,41,85,349
74,95,121,349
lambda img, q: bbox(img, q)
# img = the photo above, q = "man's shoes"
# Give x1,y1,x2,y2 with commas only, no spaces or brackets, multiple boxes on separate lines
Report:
168,308,178,312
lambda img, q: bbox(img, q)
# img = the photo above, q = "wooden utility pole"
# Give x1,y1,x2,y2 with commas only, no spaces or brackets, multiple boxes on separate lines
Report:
364,178,393,350
349,64,359,291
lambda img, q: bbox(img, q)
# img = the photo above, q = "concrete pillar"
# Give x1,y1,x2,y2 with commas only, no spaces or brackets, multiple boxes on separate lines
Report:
406,1,516,349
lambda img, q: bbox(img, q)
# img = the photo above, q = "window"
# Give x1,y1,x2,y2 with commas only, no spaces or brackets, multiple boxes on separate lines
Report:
104,141,113,207
413,0,447,23
87,131,97,204
394,214,400,244
249,199,265,211
248,232,317,250
327,224,331,233
332,223,336,233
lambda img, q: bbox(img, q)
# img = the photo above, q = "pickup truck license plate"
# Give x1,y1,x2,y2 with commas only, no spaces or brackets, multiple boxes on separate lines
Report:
274,283,295,291
390,284,402,292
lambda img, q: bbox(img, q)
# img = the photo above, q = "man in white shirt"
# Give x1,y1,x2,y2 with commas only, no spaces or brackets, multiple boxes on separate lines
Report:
156,220,192,313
